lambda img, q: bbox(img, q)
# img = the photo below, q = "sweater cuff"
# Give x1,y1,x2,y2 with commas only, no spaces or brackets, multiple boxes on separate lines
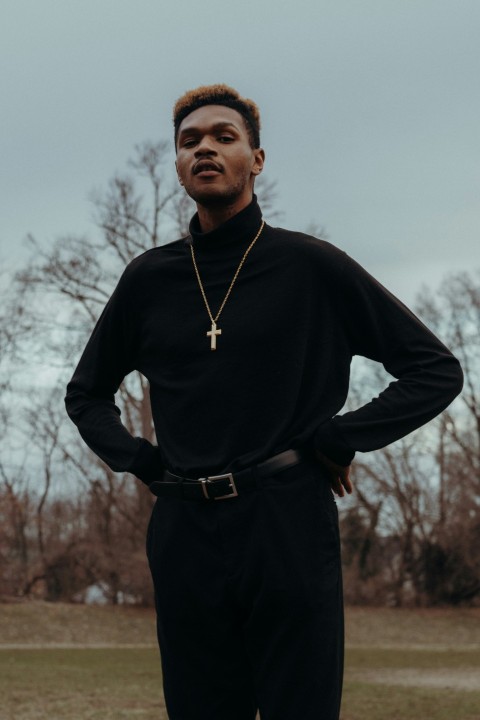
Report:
314,419,355,467
130,440,164,485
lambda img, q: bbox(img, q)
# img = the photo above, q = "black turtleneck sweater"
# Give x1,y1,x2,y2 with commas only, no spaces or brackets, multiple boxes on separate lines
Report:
65,197,463,483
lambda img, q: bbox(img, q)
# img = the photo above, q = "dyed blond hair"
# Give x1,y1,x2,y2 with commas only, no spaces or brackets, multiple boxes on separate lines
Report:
173,84,261,148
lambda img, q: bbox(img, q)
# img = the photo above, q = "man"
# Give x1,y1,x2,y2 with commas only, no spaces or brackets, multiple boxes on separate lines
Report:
65,84,463,719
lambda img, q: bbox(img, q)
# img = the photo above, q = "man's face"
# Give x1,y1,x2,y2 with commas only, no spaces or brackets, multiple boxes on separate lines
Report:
175,105,264,209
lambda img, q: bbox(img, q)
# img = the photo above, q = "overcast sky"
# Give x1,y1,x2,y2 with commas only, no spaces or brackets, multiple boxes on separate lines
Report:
1,0,479,305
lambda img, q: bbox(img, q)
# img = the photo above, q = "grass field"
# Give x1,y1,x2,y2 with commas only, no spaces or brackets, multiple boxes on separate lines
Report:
1,603,479,719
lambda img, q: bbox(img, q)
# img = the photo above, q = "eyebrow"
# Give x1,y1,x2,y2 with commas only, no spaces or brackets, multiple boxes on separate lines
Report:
178,121,240,137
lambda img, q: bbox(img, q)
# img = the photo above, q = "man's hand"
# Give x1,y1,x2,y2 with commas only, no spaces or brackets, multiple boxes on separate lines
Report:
315,451,354,497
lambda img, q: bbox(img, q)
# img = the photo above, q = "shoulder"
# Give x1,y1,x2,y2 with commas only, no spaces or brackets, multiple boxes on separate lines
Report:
120,236,188,281
128,236,187,270
264,224,354,276
263,225,391,303
104,237,189,307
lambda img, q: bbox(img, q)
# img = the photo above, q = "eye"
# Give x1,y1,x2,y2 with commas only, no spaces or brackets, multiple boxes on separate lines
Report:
182,138,197,148
218,135,234,143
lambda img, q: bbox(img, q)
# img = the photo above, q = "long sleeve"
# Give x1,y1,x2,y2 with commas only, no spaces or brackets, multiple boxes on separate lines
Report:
64,268,163,484
65,202,464,478
314,252,463,466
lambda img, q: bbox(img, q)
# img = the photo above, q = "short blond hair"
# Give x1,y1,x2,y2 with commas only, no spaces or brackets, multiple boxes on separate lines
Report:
173,84,261,148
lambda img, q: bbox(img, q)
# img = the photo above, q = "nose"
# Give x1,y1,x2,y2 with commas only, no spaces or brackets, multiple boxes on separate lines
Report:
194,135,216,157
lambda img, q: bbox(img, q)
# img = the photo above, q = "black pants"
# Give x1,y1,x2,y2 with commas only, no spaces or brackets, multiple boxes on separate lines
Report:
146,459,343,720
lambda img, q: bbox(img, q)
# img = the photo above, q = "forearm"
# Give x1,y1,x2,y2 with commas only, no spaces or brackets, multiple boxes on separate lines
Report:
64,265,164,484
65,388,163,483
65,386,163,484
315,253,464,464
336,353,462,452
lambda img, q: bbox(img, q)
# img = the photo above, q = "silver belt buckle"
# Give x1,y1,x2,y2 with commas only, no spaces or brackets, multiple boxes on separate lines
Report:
200,473,238,500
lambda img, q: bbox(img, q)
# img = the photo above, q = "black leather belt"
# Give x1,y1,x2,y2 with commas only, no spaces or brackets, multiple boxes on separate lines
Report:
149,449,303,501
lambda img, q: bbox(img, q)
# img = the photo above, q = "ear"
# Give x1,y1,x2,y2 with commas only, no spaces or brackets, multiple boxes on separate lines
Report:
175,160,184,186
251,148,265,177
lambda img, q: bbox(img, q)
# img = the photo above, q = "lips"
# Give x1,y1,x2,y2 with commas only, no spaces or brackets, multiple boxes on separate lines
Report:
193,160,223,175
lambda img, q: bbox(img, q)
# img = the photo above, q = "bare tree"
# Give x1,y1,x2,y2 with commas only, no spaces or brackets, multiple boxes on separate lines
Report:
414,272,480,604
341,270,479,606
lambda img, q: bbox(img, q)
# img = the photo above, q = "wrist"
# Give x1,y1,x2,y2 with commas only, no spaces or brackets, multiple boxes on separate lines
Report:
314,420,355,467
131,441,164,485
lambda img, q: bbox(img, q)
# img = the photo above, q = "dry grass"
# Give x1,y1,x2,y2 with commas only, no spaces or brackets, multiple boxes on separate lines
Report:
345,605,480,648
0,601,156,647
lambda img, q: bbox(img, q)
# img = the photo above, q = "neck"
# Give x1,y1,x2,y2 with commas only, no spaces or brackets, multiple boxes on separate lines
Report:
196,195,253,234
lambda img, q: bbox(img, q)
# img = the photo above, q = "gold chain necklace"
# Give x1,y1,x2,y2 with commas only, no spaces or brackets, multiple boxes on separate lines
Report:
190,220,265,350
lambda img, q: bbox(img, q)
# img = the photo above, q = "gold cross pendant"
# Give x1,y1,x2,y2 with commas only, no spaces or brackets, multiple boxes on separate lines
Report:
206,321,222,351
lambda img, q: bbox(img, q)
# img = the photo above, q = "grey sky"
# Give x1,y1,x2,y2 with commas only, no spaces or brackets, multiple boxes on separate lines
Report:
1,0,479,304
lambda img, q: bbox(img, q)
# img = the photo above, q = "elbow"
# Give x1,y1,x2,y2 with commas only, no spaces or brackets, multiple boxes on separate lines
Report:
64,387,76,422
442,355,464,405
64,380,85,422
420,353,464,416
450,357,464,399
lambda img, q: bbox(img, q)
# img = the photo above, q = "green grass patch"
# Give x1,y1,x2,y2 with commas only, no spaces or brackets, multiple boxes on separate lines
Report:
0,647,166,720
342,647,480,720
342,682,480,720
2,645,479,720
347,646,480,669
1,605,479,719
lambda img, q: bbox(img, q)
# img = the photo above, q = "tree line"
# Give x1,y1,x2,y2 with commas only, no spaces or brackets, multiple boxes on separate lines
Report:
0,141,478,606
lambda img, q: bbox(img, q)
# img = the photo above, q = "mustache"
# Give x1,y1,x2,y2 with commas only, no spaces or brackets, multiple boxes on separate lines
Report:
193,159,223,175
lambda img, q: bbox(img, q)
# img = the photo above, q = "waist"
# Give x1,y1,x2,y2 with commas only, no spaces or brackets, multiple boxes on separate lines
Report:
149,448,305,501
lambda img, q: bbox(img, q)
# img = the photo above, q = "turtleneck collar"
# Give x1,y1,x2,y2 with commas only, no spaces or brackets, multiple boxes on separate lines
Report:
188,195,263,251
